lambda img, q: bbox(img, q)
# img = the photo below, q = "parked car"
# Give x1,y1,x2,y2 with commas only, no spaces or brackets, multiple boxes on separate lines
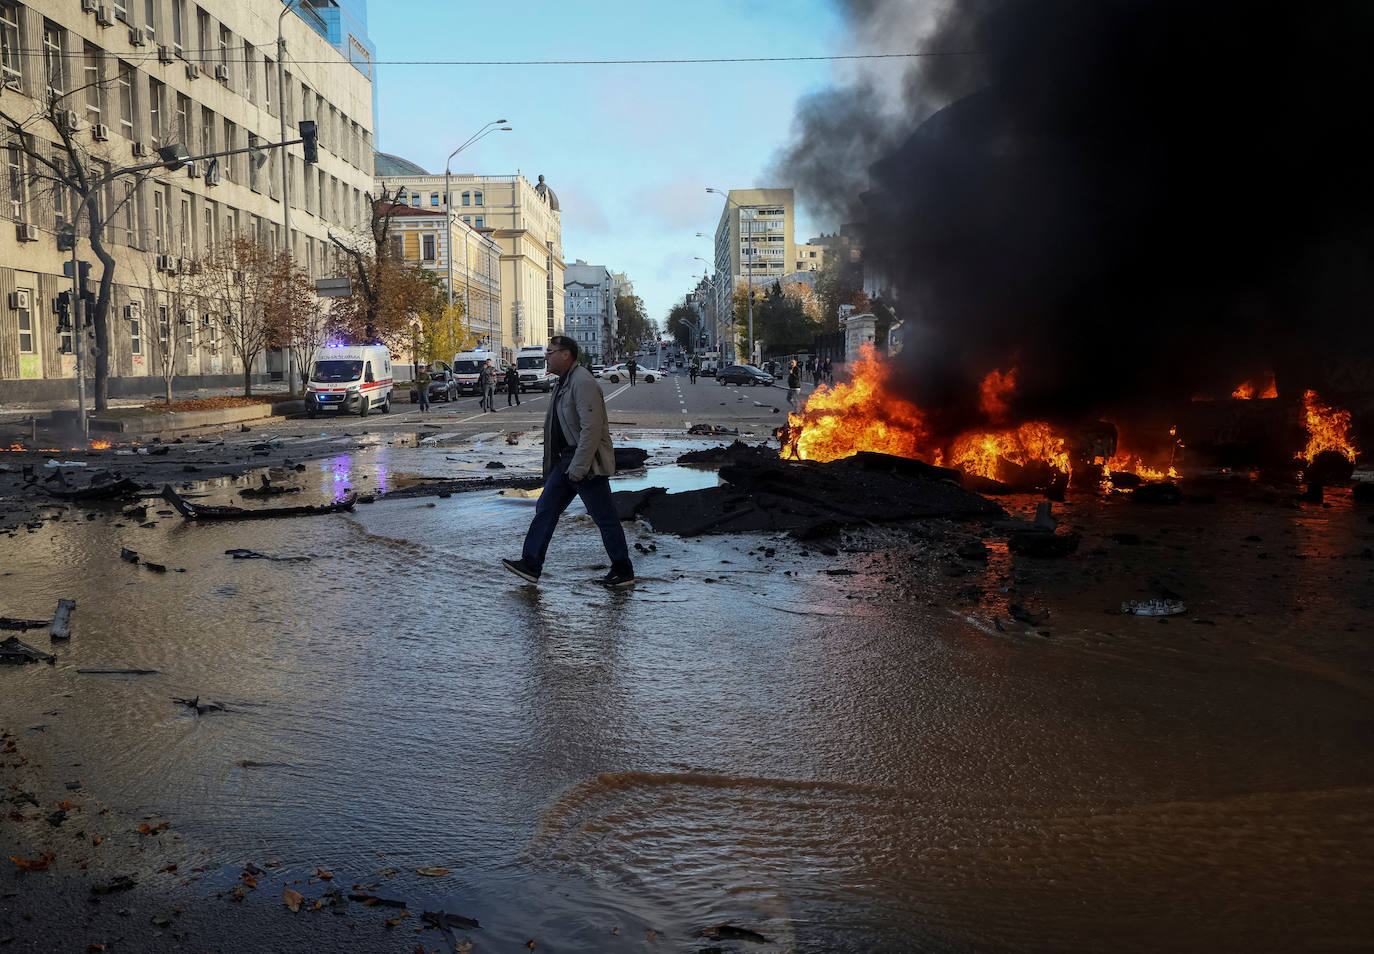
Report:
411,368,458,403
717,364,775,386
605,363,660,384
591,364,606,378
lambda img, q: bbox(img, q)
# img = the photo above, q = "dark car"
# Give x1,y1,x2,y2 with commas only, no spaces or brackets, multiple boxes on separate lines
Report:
426,369,458,402
717,364,774,386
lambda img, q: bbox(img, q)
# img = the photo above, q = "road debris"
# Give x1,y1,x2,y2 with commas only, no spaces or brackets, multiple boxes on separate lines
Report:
50,599,75,639
1121,598,1187,616
1,635,56,664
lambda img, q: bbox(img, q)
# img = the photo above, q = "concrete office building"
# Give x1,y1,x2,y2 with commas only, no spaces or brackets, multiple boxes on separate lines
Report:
375,164,565,360
562,258,615,363
0,0,376,401
710,187,795,355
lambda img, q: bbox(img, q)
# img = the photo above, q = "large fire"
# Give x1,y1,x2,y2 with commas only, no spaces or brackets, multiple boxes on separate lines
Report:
1232,372,1278,400
785,346,930,463
1299,389,1358,463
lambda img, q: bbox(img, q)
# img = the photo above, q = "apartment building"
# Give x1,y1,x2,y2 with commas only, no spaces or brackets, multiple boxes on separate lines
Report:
375,163,565,361
562,258,615,363
0,0,375,401
383,202,500,350
710,187,795,344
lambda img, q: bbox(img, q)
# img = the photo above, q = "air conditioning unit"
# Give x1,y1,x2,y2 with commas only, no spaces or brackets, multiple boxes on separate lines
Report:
7,291,20,309
178,310,192,325
185,63,200,80
129,27,147,47
81,0,98,13
3,78,20,92
204,159,220,186
15,223,37,242
157,45,174,65
213,64,229,82
131,142,148,157
90,123,110,142
95,4,114,26
123,304,135,319
185,161,199,178
155,253,173,272
60,110,82,132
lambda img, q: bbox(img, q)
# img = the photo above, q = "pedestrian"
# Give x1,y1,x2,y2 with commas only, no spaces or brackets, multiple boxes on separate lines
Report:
502,335,636,588
505,364,521,406
416,366,430,413
689,360,698,384
824,357,834,385
786,359,801,410
627,356,638,386
478,359,496,412
813,361,823,388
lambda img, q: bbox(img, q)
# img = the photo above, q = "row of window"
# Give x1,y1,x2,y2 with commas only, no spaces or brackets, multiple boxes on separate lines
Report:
399,189,484,208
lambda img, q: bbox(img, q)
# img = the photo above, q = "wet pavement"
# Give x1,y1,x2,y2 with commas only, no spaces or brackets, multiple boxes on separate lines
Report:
3,404,1374,951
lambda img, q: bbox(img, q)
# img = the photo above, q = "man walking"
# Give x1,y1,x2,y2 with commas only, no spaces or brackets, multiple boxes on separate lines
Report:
626,356,638,386
689,359,698,384
786,359,801,410
478,358,496,412
505,363,521,407
416,366,430,413
503,336,635,588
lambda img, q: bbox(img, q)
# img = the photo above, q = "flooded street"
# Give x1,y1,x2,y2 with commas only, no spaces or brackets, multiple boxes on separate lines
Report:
3,436,1373,952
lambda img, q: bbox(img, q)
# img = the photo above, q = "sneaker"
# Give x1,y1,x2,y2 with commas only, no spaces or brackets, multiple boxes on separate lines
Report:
596,568,636,588
502,558,540,584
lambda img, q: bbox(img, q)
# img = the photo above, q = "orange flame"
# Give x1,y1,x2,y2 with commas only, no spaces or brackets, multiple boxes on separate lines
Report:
90,440,112,450
1298,389,1358,463
787,344,929,463
978,368,1017,423
1232,372,1278,400
944,421,1071,480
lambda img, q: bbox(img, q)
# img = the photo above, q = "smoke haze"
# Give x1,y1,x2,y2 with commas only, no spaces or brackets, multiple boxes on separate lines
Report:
778,0,1374,435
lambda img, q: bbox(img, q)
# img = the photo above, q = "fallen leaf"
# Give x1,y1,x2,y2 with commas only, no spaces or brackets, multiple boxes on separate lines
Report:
88,944,105,952
91,836,102,846
314,868,333,880
283,888,304,912
59,800,73,811
415,867,450,877
526,941,536,950
157,864,178,873
646,930,656,940
137,824,151,835
11,853,54,871
385,918,402,928
241,874,258,888
309,900,324,912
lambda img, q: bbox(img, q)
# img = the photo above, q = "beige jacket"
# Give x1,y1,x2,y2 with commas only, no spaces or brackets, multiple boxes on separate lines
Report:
543,363,615,480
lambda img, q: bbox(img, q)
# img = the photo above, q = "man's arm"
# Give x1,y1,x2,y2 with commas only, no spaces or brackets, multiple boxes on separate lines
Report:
566,374,608,481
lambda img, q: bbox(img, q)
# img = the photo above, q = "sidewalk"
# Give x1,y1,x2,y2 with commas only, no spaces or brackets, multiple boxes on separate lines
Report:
0,381,300,428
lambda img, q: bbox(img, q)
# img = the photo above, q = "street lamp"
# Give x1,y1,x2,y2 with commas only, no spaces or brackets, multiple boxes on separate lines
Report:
444,120,512,343
277,0,301,391
706,187,757,366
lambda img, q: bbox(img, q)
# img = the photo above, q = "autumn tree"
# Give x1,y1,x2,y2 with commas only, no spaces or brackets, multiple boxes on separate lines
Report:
735,281,817,356
328,188,437,349
667,303,700,351
261,255,327,397
614,294,651,350
0,62,163,409
813,258,868,332
420,300,478,367
197,236,277,396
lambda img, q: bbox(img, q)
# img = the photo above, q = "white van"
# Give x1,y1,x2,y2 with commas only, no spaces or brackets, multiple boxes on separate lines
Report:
515,345,557,392
451,349,497,395
305,345,393,417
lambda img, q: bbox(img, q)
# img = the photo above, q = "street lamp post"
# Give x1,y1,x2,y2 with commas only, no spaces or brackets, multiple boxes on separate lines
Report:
706,188,756,366
444,120,511,348
277,0,301,391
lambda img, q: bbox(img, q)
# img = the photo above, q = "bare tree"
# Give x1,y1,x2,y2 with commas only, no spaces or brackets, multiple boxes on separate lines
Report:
144,257,205,405
0,62,164,410
197,235,275,396
264,255,327,397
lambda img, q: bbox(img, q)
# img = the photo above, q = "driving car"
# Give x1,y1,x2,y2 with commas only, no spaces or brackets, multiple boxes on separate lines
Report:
717,364,775,386
605,364,659,384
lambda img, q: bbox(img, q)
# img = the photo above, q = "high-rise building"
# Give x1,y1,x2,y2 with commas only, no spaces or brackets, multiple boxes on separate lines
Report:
563,259,616,363
0,0,376,400
711,188,795,355
375,166,565,360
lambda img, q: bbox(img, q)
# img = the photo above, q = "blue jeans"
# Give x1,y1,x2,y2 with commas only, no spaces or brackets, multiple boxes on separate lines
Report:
521,454,632,576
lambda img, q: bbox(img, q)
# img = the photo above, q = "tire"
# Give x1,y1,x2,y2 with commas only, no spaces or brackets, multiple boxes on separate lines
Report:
358,396,370,418
748,379,757,386
381,395,391,414
306,406,317,419
644,374,655,383
609,374,620,383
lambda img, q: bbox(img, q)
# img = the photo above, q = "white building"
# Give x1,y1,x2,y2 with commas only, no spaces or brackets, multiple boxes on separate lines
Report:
562,259,615,363
0,0,376,401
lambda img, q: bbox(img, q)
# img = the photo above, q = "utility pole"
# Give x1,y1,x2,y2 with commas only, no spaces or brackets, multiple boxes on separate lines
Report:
277,0,299,391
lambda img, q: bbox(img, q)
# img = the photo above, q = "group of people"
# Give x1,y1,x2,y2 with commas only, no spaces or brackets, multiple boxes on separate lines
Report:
783,356,834,409
476,359,522,412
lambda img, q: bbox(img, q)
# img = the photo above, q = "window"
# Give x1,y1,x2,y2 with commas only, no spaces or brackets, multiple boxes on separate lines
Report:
474,216,483,228
7,143,25,221
153,188,165,253
387,234,402,259
196,9,209,67
430,194,439,207
129,304,141,356
117,63,133,137
121,181,136,246
16,287,32,353
461,192,470,206
114,0,128,24
200,105,213,154
473,190,483,206
84,45,103,124
203,200,214,249
222,119,235,180
247,134,261,192
52,156,65,229
179,196,190,253
175,94,189,142
148,79,164,145
263,56,272,113
143,0,156,41
408,192,419,207
244,43,256,103
422,234,435,260
0,4,20,88
43,21,63,91
218,25,229,69
158,304,169,353
462,215,470,225
171,0,184,56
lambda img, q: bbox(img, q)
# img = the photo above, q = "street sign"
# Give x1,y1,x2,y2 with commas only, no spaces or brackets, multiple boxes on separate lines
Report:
314,277,352,298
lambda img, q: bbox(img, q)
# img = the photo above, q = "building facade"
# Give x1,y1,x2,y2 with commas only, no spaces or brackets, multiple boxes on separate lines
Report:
562,259,615,363
375,165,565,361
0,0,376,401
383,203,500,353
710,187,795,353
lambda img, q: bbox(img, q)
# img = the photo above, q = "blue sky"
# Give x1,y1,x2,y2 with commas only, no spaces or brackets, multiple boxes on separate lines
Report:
365,0,869,325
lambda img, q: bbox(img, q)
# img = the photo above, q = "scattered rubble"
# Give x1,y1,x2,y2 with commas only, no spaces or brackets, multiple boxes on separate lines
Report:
0,635,56,664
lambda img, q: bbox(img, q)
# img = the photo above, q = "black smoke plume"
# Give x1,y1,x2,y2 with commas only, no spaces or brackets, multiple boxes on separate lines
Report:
779,0,1374,439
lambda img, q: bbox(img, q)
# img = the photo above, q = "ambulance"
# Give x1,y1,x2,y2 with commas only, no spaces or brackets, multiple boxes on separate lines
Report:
304,344,393,417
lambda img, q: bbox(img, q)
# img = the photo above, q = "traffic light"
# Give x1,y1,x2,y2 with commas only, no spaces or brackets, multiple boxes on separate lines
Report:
54,290,71,332
299,120,318,163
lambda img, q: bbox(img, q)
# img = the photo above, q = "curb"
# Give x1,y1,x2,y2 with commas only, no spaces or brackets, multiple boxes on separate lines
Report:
81,400,305,435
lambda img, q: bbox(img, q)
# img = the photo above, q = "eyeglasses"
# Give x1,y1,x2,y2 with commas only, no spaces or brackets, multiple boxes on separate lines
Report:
545,348,567,355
